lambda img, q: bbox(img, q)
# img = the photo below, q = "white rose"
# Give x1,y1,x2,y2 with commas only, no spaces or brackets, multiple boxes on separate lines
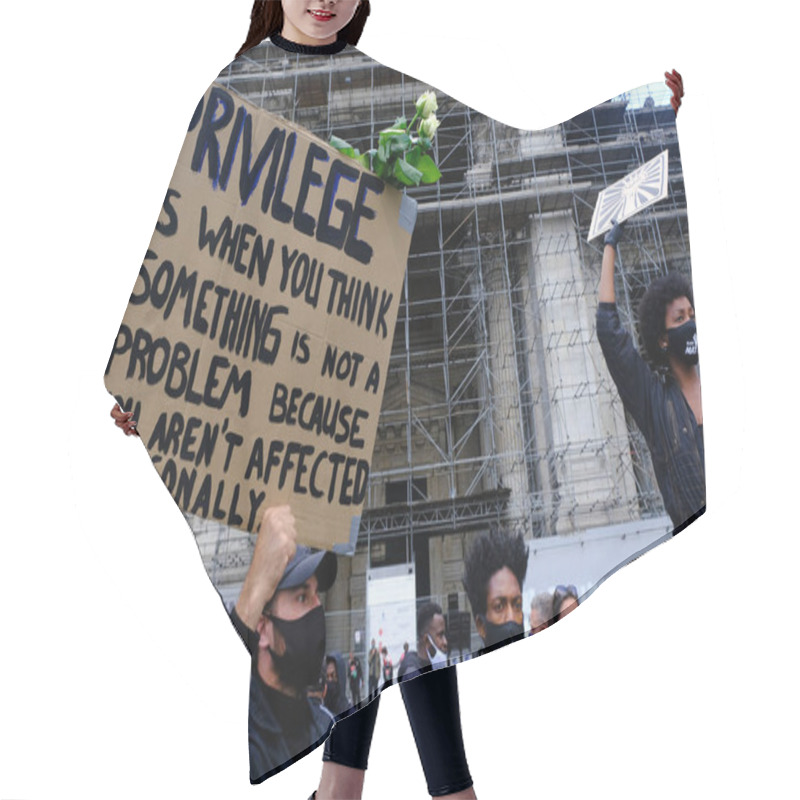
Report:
416,91,438,119
420,114,441,139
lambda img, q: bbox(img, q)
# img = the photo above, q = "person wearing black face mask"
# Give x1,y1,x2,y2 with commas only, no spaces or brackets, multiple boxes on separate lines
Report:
463,529,529,651
323,656,349,716
230,505,338,783
598,222,705,531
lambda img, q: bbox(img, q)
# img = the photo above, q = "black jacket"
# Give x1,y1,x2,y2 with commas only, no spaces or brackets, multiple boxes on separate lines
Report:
230,607,334,783
596,302,705,530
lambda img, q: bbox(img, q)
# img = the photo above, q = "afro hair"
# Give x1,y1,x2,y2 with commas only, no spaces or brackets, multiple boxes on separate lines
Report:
463,528,528,619
637,272,694,365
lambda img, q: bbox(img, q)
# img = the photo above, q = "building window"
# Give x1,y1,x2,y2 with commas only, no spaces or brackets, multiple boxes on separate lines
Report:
385,478,428,505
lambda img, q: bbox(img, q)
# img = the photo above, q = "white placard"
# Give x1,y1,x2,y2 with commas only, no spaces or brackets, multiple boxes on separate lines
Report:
588,149,669,240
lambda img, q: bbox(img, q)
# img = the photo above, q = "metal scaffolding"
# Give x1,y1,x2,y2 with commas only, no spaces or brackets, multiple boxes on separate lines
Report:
189,42,690,639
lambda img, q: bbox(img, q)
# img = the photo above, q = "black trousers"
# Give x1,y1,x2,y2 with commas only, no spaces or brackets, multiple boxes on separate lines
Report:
323,665,473,797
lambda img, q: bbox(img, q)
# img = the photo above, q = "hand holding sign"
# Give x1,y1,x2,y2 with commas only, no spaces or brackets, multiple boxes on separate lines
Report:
603,220,625,247
235,505,298,631
665,69,684,116
588,151,669,241
110,402,139,437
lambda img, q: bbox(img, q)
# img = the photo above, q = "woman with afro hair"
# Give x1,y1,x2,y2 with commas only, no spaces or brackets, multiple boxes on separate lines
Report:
597,221,705,532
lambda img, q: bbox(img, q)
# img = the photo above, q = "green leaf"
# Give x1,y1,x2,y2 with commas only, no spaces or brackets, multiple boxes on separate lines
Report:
394,116,408,130
373,151,388,179
415,154,442,184
356,152,371,169
329,135,356,158
405,145,423,167
418,135,433,150
379,127,407,146
388,132,412,156
393,158,423,187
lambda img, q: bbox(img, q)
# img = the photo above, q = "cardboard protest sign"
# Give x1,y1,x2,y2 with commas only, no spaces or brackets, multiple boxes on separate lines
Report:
588,149,669,240
105,83,417,550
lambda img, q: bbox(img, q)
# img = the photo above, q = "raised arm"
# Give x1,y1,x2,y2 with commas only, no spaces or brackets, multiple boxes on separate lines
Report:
599,221,623,303
596,222,660,441
665,69,684,116
235,505,298,631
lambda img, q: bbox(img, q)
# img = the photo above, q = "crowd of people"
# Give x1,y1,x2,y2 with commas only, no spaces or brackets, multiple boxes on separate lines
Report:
223,503,583,782
319,536,583,718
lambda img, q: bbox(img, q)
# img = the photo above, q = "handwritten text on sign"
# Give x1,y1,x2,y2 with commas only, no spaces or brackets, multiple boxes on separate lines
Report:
105,84,416,549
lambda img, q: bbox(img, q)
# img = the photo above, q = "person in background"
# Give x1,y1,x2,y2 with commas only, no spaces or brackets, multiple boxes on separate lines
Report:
397,603,449,679
380,647,393,686
529,591,554,634
367,639,380,697
323,655,348,716
462,529,528,649
348,652,363,706
553,585,579,621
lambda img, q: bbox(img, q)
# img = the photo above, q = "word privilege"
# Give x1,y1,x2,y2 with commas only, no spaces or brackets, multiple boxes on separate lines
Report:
191,87,384,266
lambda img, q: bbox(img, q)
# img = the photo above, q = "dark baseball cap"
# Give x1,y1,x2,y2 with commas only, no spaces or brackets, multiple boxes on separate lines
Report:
276,546,337,593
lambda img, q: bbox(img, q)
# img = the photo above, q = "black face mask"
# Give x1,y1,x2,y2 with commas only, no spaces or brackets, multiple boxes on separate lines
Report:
481,618,524,648
666,319,699,365
267,604,326,689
